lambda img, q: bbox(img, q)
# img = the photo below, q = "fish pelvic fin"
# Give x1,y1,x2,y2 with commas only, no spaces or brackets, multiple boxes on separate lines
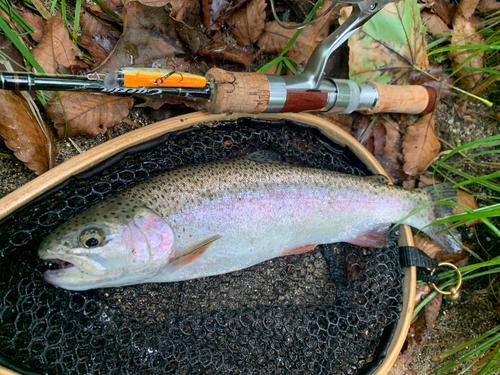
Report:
411,182,462,253
281,243,317,256
347,224,390,248
167,235,222,271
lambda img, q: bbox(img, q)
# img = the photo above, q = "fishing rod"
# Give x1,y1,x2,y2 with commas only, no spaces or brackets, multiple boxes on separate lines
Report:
0,0,437,116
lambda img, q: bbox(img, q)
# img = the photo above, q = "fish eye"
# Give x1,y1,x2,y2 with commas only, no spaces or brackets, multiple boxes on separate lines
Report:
80,228,105,248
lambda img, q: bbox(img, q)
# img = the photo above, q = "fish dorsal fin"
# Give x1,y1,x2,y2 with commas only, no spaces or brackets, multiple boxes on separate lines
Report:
367,174,390,184
167,235,222,271
245,150,283,163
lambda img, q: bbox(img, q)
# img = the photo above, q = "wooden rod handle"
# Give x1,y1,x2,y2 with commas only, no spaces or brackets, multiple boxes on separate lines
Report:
204,69,438,115
204,68,271,113
364,82,437,115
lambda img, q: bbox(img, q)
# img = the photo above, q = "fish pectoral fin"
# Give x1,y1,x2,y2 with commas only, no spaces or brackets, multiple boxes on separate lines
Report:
281,243,317,256
347,225,390,248
167,235,222,270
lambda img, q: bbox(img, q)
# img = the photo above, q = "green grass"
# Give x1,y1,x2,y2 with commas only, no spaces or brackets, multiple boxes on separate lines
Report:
414,133,500,373
426,8,500,97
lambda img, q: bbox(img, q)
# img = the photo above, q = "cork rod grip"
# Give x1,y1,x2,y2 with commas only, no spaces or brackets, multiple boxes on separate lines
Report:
204,68,271,114
365,82,437,115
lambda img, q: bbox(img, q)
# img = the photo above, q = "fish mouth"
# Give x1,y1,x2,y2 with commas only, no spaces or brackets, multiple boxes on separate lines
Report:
43,258,80,276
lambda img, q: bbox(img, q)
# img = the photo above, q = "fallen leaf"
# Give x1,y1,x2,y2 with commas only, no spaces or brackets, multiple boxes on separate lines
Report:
407,294,442,356
409,63,453,99
421,0,456,25
346,0,428,85
459,0,480,19
79,8,121,65
257,6,331,66
171,0,203,29
0,91,56,175
227,0,266,46
477,0,500,11
421,10,451,34
16,6,46,43
102,0,126,15
415,283,432,305
95,1,203,74
45,93,133,137
375,155,409,184
449,16,484,89
32,11,88,74
436,247,469,263
454,190,481,226
257,21,316,65
380,117,404,165
198,37,257,65
414,233,442,259
86,3,124,24
403,113,440,176
0,34,24,71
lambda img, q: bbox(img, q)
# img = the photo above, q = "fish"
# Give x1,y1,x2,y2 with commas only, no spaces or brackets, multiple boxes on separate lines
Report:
38,151,462,291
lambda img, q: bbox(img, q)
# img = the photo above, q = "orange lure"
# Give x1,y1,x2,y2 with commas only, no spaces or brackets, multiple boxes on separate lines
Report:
104,67,207,89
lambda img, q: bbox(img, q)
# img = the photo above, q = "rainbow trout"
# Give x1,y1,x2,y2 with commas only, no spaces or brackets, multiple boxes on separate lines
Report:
39,152,461,290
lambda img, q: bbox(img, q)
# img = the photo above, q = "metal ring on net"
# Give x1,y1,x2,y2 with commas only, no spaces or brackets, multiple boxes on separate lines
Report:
0,112,416,375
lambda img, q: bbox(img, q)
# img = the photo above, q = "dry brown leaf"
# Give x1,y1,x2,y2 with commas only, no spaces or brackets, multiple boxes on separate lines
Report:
422,10,451,34
414,233,442,259
257,21,316,65
478,0,500,11
403,113,440,176
415,283,432,305
16,6,45,43
79,8,121,65
0,34,24,71
449,16,484,89
171,0,203,29
459,0,480,19
436,247,470,263
102,0,125,14
227,0,266,46
0,91,56,175
423,0,456,25
32,11,87,74
45,93,133,137
198,37,257,65
95,1,201,74
257,8,330,66
454,190,481,226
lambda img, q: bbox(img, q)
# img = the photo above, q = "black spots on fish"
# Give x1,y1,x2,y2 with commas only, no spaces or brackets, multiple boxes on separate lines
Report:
103,215,108,219
126,215,131,219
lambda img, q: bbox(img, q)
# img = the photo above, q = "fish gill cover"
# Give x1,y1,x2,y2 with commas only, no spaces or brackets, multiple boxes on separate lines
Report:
0,118,404,374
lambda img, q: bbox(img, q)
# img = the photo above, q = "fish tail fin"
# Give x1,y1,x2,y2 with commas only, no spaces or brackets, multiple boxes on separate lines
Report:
410,182,463,253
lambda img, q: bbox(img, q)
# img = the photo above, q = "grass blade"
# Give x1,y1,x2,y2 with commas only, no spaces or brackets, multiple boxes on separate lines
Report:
0,15,45,73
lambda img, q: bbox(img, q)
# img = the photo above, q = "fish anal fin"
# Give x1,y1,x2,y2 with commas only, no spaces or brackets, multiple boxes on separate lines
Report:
281,243,317,256
168,235,222,270
347,225,390,248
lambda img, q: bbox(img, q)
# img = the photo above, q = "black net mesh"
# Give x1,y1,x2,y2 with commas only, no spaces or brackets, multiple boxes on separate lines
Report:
0,118,405,375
